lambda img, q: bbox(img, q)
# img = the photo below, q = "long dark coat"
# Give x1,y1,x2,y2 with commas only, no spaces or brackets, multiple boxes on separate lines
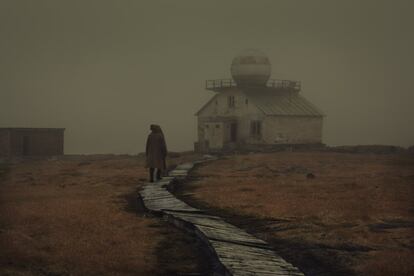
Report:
145,132,167,169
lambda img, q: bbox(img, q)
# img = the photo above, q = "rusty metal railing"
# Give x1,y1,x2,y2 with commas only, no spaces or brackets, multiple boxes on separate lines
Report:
205,79,301,91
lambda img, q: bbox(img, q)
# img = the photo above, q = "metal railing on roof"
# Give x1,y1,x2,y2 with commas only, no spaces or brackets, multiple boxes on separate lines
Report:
205,79,236,90
267,79,301,91
205,79,301,91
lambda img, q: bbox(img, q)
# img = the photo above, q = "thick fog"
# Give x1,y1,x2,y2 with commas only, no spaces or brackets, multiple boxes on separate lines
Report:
1,1,413,154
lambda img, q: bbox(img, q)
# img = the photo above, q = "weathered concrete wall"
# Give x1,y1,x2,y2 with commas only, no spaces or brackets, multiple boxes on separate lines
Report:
263,116,323,144
8,129,64,156
0,129,11,157
197,89,263,150
196,90,323,151
203,122,225,149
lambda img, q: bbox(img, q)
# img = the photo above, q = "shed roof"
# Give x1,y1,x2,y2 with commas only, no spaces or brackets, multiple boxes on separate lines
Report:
0,128,65,131
194,94,219,116
244,90,324,117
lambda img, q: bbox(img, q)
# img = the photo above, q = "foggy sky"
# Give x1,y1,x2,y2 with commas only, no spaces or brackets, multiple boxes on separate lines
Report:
1,0,413,154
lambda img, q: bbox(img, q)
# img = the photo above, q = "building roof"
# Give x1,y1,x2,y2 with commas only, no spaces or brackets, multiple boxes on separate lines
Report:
0,128,65,131
194,94,219,116
244,90,324,117
195,87,324,117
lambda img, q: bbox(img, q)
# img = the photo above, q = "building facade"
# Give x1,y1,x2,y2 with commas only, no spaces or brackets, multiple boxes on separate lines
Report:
0,128,65,157
194,50,324,152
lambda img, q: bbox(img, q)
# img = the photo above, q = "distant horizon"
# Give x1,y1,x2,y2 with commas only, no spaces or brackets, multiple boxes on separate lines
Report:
59,143,410,155
1,125,412,154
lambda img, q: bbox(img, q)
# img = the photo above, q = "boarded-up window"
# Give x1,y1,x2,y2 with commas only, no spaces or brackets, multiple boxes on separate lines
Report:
227,96,235,108
250,121,262,138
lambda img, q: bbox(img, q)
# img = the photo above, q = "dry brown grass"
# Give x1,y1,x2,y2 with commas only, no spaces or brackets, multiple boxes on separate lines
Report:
187,152,414,275
0,153,204,275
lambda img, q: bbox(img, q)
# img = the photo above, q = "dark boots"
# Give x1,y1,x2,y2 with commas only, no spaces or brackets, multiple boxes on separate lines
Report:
149,168,154,182
149,168,162,182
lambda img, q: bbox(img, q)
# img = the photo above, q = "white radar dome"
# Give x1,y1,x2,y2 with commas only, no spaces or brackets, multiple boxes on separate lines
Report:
231,49,271,87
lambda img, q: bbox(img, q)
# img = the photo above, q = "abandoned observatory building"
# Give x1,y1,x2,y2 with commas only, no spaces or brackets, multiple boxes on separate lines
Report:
195,49,325,152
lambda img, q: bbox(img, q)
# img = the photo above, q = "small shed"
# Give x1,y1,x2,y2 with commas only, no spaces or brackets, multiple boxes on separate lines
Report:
0,128,65,157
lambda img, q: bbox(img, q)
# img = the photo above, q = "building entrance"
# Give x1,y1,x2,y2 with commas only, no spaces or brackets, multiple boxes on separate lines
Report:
230,122,237,142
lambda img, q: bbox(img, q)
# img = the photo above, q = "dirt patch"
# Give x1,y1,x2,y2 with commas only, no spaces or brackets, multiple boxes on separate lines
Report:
327,145,406,154
0,163,8,181
173,152,414,276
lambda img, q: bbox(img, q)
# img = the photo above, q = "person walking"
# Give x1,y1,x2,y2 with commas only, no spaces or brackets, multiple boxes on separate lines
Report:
145,124,167,182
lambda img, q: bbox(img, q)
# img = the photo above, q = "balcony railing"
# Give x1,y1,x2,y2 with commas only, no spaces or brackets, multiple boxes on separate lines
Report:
205,79,301,91
267,79,301,91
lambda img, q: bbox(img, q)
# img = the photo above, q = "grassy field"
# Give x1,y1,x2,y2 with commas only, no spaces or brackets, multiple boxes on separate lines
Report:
0,153,208,276
178,151,414,276
2,151,413,275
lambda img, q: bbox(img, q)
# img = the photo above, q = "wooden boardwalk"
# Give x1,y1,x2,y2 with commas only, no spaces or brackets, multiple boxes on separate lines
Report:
138,159,304,276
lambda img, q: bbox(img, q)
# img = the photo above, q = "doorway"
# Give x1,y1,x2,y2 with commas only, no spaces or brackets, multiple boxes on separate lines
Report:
204,123,224,149
230,122,237,142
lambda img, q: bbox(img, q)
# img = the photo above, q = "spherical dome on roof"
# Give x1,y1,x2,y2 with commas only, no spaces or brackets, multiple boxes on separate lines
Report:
231,49,271,87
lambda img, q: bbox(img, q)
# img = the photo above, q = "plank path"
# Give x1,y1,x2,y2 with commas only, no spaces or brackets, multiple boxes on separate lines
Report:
138,158,304,276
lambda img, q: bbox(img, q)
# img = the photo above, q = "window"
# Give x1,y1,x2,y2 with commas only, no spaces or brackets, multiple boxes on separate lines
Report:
250,121,262,138
216,124,220,128
245,98,248,105
227,96,235,108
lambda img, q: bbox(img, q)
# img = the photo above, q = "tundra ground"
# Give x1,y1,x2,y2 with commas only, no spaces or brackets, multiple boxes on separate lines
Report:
175,151,414,276
0,153,208,276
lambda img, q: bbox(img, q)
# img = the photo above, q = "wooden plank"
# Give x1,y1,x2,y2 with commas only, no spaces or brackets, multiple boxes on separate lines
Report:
138,160,304,276
169,173,188,177
175,163,194,170
196,224,268,246
209,240,303,275
169,169,188,174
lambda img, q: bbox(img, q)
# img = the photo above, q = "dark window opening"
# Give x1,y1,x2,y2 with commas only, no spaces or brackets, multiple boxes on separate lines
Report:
250,121,262,138
227,96,235,108
230,123,237,142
